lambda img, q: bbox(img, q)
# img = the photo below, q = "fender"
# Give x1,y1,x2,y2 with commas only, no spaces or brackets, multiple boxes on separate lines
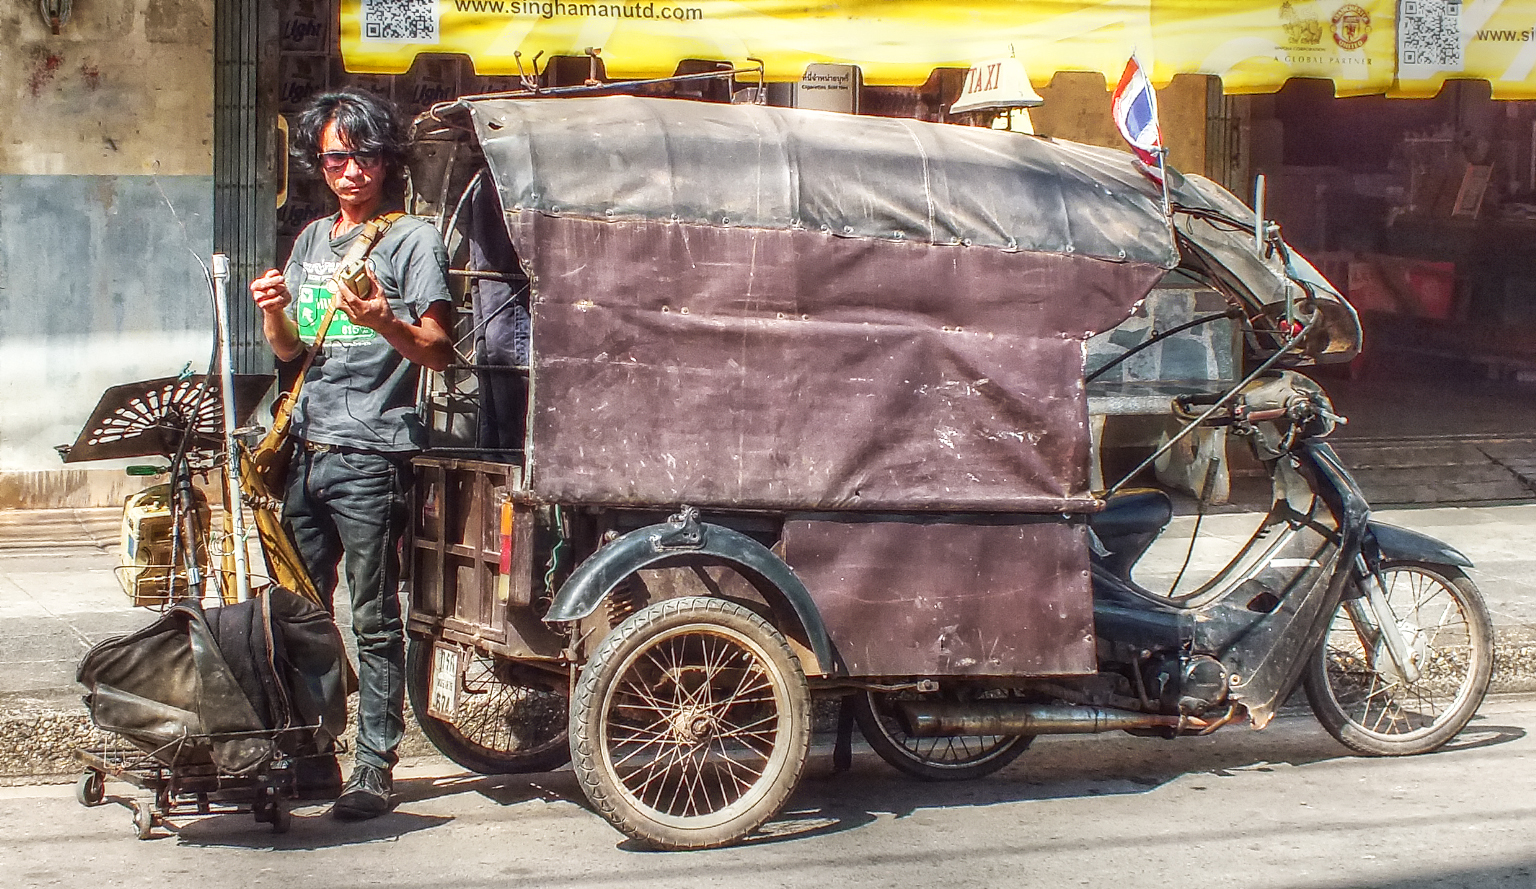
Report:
1366,521,1474,569
544,510,836,675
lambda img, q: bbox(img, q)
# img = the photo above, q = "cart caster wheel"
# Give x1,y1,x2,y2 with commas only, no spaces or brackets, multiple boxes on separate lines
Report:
255,798,291,833
269,799,291,834
254,792,290,835
132,803,156,840
75,771,105,808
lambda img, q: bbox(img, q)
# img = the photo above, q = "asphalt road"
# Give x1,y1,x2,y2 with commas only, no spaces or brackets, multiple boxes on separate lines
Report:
7,694,1534,889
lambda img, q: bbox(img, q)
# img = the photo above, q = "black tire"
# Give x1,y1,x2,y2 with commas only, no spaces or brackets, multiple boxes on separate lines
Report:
571,596,811,850
76,771,105,807
405,638,570,775
854,688,1032,781
1304,561,1494,756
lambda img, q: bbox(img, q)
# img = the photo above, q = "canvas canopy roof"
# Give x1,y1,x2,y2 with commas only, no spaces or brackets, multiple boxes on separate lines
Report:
424,96,1356,512
464,95,1179,266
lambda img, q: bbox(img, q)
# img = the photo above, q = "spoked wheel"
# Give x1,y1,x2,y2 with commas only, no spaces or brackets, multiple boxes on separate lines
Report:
854,687,1032,781
405,638,570,775
571,596,811,850
1304,561,1494,756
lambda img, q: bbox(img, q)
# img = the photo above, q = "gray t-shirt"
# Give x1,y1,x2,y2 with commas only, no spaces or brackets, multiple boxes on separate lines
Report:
283,212,451,453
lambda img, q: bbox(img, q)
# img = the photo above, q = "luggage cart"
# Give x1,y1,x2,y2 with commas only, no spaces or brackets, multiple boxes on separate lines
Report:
57,256,349,840
74,727,320,838
72,585,349,840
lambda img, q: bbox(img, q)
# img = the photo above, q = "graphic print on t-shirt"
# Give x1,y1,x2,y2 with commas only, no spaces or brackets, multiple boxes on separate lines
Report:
293,261,379,344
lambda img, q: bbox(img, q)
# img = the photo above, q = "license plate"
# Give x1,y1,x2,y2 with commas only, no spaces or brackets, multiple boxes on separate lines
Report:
427,643,462,723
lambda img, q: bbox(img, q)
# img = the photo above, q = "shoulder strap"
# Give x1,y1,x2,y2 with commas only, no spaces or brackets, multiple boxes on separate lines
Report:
296,212,407,360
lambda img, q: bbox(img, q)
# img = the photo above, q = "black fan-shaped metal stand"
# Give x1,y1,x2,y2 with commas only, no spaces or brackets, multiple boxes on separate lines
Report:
59,374,273,463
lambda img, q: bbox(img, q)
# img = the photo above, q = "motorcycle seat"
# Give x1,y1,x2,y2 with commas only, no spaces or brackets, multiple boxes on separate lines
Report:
1090,488,1173,539
1089,488,1173,580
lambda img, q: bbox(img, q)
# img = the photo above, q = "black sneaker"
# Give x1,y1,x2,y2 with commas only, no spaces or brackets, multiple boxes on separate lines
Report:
331,764,394,821
293,754,342,801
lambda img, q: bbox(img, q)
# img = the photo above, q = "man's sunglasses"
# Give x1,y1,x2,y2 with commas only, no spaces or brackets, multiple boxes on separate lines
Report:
318,150,383,172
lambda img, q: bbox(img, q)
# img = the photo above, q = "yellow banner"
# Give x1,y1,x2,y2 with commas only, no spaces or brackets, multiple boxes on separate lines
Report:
1393,0,1536,98
1151,0,1395,96
340,0,1151,86
344,0,1536,98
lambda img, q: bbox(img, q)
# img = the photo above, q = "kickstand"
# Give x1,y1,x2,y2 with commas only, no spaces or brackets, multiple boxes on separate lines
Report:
832,695,855,773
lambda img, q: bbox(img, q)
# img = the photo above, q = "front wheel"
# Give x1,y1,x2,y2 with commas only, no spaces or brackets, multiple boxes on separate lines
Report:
853,688,1032,781
571,596,811,850
405,638,570,775
1304,561,1493,756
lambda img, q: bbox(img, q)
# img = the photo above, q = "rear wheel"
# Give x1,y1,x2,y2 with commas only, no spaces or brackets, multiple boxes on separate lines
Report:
1304,561,1493,756
571,596,810,850
405,638,570,775
854,687,1032,781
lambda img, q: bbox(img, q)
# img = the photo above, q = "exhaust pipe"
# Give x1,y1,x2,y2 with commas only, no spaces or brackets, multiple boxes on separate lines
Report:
899,702,1192,737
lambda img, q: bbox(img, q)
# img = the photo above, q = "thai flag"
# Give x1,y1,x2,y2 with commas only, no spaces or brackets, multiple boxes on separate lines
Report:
1112,55,1164,184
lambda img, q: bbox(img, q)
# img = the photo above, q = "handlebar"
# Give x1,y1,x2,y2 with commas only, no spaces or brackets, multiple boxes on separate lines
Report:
1170,391,1347,429
1171,392,1233,424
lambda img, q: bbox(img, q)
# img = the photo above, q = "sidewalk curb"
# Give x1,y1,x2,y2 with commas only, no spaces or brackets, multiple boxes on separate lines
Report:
9,634,1536,786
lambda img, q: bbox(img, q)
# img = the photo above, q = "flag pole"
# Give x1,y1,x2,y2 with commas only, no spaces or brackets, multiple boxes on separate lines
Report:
1157,146,1171,219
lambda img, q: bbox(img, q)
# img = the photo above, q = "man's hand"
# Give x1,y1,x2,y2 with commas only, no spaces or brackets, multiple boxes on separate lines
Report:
334,264,397,333
250,268,292,315
333,265,455,372
251,268,302,361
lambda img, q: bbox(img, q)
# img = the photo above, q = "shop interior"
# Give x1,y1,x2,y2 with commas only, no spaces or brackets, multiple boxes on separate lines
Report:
1247,78,1536,441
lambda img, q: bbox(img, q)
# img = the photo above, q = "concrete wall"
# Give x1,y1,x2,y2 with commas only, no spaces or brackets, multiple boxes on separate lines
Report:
1,0,216,507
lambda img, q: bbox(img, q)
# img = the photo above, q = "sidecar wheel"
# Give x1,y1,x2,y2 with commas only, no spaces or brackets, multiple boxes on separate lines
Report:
571,596,810,850
405,638,571,775
1304,561,1493,756
854,688,1031,781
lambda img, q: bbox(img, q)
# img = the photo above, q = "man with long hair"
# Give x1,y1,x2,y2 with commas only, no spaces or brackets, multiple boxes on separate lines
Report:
249,88,452,820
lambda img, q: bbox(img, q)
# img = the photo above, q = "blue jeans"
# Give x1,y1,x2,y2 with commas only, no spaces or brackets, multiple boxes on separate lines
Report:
283,446,412,772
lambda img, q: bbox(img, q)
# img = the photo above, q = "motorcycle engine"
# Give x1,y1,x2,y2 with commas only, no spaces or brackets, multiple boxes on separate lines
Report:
1146,653,1230,716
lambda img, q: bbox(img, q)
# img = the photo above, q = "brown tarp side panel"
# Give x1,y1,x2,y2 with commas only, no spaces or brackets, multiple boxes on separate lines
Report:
520,215,1167,511
781,515,1096,677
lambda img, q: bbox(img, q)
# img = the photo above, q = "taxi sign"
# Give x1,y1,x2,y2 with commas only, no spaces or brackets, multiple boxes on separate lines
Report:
950,56,1043,115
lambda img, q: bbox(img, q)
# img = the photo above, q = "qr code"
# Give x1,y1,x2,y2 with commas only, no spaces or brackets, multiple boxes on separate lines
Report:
361,0,440,43
1400,0,1462,69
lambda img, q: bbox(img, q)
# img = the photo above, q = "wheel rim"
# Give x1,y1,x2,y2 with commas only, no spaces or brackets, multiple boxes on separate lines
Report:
1323,567,1478,740
446,654,567,759
597,621,791,829
866,690,1022,772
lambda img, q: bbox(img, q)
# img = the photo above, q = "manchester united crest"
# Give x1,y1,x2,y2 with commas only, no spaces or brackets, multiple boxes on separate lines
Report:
1331,4,1371,50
